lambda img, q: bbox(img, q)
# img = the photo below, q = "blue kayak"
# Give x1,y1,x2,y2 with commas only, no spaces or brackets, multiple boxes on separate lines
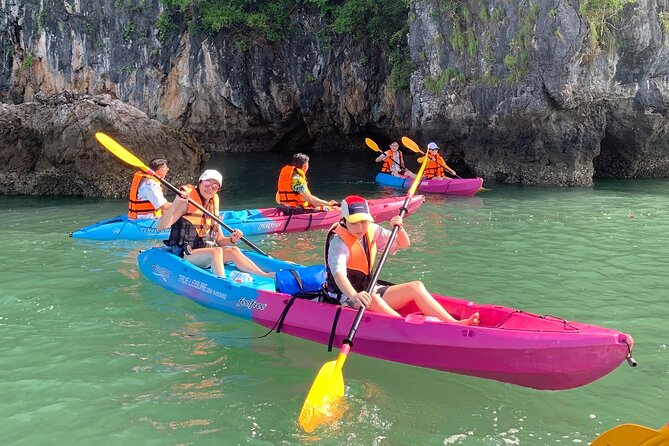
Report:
71,210,251,241
70,195,425,240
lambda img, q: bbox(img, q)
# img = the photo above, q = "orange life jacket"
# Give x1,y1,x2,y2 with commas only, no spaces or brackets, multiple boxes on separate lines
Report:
276,165,309,208
381,150,405,173
164,185,219,255
324,223,377,296
424,153,446,179
128,171,163,219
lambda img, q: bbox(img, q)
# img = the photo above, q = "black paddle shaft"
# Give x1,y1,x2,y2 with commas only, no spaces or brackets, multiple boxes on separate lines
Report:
343,200,412,347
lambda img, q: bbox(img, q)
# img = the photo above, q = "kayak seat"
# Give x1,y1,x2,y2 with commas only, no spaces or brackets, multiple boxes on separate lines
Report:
490,309,576,331
277,205,321,216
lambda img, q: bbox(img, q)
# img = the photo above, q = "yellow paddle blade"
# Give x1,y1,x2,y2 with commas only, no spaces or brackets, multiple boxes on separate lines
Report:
364,137,382,153
298,356,346,432
591,423,669,446
401,136,423,154
95,132,149,172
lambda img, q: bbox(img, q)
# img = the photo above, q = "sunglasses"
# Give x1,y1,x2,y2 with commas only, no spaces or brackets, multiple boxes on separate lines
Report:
203,180,221,191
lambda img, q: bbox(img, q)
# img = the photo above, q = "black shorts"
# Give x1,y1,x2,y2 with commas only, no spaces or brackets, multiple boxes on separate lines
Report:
326,284,390,307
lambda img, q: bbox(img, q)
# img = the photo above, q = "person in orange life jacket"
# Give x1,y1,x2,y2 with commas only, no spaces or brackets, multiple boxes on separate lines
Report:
374,141,416,179
417,142,455,180
324,195,479,325
157,169,274,279
128,158,172,219
276,153,339,210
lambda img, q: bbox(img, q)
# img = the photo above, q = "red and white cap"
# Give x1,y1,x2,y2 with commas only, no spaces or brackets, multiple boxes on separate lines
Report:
341,195,374,223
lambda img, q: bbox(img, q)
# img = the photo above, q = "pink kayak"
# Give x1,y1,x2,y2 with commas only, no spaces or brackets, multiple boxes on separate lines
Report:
376,172,483,196
138,248,636,390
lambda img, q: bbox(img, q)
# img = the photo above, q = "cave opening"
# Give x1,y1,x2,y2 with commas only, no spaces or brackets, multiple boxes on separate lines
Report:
593,130,629,179
272,122,313,153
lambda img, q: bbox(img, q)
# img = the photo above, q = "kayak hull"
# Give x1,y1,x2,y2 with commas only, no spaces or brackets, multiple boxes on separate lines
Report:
376,172,483,196
71,195,425,240
138,247,633,390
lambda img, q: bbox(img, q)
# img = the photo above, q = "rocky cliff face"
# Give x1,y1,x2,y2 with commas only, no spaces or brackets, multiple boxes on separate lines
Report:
1,0,669,192
0,92,205,197
409,0,669,185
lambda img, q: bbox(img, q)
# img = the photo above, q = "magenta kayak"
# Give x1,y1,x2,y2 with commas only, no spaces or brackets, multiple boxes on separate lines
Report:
376,172,483,196
138,248,636,391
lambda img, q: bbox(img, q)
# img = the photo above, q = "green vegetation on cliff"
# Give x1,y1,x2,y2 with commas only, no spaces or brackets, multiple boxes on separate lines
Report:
158,0,407,43
157,0,412,89
580,0,637,50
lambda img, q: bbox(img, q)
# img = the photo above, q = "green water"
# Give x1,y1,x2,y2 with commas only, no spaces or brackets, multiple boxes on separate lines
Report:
1,152,667,445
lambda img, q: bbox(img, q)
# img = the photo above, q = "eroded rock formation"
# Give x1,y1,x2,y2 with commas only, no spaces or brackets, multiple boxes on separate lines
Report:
0,92,205,197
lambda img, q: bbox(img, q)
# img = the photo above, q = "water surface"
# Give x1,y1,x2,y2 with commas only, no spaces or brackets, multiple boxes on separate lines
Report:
1,152,667,445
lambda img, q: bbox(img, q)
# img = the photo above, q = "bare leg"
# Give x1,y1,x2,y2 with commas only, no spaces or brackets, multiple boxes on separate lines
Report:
184,246,226,277
381,281,479,325
223,246,275,278
367,294,402,317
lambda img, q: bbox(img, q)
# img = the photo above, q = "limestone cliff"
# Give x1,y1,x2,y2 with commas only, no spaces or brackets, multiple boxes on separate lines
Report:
1,0,669,191
409,0,669,185
0,92,205,197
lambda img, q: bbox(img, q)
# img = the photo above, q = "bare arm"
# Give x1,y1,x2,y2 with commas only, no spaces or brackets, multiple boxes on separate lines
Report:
158,202,172,211
438,155,457,175
333,271,373,308
215,227,243,246
301,190,338,208
375,153,387,162
157,196,187,230
388,216,410,249
333,271,358,300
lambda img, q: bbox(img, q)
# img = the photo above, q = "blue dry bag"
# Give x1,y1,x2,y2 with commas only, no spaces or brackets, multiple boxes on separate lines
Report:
275,265,326,297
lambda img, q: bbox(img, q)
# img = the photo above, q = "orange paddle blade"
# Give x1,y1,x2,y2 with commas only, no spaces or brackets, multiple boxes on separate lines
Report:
591,422,669,446
401,136,424,154
95,132,150,173
298,352,347,432
364,137,382,153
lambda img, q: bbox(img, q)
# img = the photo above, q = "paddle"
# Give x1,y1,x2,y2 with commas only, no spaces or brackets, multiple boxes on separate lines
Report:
591,422,669,446
297,141,431,433
364,137,406,171
95,132,269,257
400,136,461,179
